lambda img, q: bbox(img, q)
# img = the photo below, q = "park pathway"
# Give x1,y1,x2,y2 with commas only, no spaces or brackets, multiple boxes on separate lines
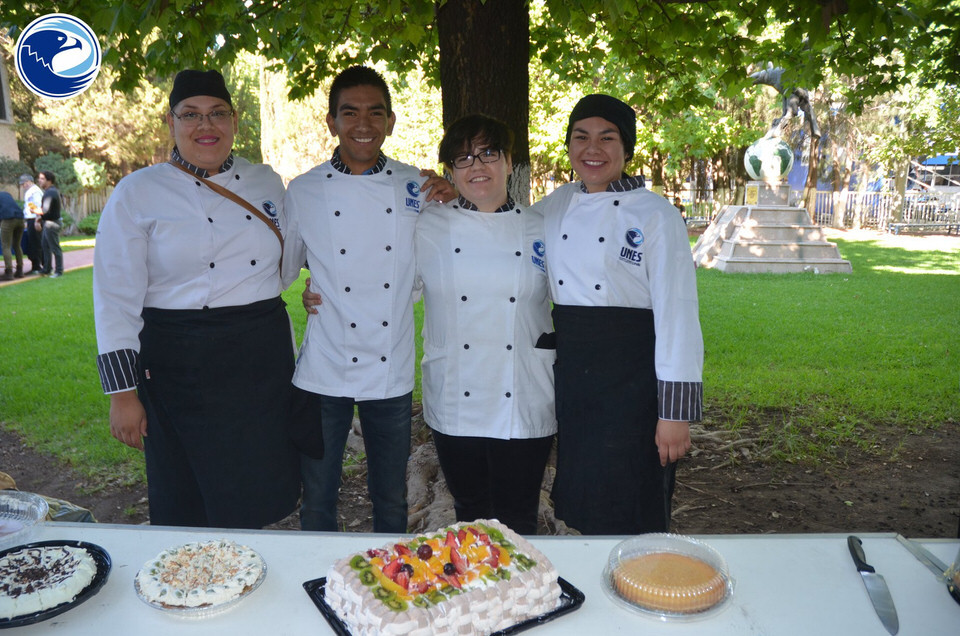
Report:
0,247,94,288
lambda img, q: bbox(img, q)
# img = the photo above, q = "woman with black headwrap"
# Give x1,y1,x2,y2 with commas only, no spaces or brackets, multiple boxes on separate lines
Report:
538,94,704,535
93,70,301,529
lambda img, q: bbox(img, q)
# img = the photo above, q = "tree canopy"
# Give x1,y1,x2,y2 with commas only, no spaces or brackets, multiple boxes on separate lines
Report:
2,1,956,203
3,1,953,104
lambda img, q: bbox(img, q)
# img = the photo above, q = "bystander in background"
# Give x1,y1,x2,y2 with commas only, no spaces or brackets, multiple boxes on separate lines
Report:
0,190,25,280
19,174,43,274
36,171,63,278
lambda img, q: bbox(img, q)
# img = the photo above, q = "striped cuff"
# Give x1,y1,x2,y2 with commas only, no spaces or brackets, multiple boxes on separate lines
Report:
658,380,703,422
96,349,140,394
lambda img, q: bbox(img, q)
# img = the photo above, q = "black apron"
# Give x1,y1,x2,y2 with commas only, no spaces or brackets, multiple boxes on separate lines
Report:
551,304,677,535
138,296,300,528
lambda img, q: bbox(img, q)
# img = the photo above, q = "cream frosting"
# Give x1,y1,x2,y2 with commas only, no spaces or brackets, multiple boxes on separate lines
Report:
0,545,97,619
135,539,263,609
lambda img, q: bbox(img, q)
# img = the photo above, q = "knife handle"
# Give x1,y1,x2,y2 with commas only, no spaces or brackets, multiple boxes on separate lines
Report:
848,535,876,573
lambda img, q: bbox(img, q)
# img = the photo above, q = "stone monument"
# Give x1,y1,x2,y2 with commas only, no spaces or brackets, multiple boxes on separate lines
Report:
691,68,851,274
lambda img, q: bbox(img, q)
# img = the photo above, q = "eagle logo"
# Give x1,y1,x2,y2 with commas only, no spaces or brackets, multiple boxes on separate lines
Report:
15,14,101,100
625,228,644,249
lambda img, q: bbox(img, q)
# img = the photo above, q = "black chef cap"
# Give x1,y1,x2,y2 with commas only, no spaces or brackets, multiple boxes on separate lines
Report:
169,70,232,110
564,94,637,162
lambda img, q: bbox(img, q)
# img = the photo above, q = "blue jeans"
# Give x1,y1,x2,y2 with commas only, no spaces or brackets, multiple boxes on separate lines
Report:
300,392,411,533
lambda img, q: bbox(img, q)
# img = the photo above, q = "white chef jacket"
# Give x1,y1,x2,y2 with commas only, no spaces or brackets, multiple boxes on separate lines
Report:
535,181,703,419
93,158,287,393
415,200,556,440
283,157,427,400
22,185,42,220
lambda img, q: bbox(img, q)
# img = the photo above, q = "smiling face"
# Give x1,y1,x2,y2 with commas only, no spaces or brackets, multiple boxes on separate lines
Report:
450,140,511,212
326,84,396,174
567,116,628,193
166,95,237,172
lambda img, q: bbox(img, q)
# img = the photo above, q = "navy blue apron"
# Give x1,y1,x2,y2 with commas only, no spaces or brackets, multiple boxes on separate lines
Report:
138,296,300,528
550,304,677,535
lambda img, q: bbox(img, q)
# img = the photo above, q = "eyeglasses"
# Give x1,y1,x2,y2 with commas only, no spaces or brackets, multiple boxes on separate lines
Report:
170,109,235,126
452,148,502,169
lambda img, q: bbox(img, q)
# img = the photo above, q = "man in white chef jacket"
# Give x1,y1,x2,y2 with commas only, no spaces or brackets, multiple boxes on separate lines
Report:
283,66,439,533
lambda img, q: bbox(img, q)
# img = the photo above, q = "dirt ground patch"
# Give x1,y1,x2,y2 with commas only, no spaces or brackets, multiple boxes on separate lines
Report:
2,416,957,538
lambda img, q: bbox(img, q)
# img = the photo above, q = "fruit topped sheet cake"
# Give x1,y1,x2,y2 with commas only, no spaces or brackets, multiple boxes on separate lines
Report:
323,519,562,635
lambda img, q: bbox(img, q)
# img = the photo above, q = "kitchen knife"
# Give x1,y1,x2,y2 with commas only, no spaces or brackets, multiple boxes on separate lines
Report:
895,534,949,578
847,535,899,635
895,534,960,606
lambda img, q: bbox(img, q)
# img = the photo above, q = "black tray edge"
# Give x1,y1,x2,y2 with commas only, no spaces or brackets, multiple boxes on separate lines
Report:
0,539,112,629
303,575,585,636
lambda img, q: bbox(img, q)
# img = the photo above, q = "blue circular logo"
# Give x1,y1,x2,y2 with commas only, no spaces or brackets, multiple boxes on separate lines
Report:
262,201,278,217
15,14,101,100
533,240,546,257
406,180,421,197
625,228,644,249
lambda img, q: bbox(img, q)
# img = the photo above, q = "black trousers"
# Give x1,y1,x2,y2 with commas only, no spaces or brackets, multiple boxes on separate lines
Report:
431,428,553,535
24,221,42,270
138,297,301,528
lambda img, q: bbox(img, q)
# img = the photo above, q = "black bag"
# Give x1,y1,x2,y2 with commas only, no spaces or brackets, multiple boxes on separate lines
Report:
288,385,324,459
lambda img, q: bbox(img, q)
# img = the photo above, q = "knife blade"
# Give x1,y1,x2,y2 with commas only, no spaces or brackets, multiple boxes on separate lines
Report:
848,535,899,635
895,534,960,606
895,534,949,578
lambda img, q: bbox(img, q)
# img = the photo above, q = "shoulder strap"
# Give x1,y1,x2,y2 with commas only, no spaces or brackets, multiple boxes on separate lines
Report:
168,161,284,262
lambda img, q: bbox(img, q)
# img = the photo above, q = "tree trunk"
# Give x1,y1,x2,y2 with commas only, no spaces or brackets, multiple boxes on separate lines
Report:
892,160,908,224
650,149,664,195
834,158,852,229
803,135,820,221
437,0,530,203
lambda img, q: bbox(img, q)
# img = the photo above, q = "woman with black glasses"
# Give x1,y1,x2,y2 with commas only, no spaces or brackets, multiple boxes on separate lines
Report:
93,69,301,529
413,114,555,535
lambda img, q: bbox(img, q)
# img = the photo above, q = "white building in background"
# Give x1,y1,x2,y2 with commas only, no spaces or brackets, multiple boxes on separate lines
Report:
0,59,18,162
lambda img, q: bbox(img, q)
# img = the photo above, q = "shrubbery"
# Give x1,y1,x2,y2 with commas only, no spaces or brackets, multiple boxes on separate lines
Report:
77,212,100,236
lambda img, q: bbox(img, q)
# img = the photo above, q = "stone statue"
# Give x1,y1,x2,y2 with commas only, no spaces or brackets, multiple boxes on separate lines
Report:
750,64,820,140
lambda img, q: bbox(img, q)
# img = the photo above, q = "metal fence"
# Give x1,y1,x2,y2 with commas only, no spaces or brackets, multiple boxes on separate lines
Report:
682,188,960,231
811,190,960,229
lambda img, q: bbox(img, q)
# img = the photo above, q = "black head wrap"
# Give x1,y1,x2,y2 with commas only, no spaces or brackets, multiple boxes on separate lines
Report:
169,70,232,110
564,94,637,161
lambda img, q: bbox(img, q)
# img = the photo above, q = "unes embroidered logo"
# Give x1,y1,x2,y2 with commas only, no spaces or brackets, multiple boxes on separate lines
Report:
404,180,422,212
15,14,101,100
619,227,644,265
531,239,546,272
262,200,281,229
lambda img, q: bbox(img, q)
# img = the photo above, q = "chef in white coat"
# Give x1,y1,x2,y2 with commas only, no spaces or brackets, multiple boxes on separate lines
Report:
93,69,300,528
539,94,704,535
415,114,555,535
284,66,450,533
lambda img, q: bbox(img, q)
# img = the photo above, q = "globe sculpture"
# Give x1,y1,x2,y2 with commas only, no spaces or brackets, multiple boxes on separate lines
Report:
744,136,794,181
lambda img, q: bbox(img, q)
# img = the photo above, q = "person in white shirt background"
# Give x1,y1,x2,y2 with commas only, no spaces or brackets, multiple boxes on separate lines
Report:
414,114,555,535
18,174,44,274
540,94,704,535
93,69,300,529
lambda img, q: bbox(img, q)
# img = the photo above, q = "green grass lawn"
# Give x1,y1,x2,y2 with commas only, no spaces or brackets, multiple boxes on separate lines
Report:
1,236,957,486
61,237,96,252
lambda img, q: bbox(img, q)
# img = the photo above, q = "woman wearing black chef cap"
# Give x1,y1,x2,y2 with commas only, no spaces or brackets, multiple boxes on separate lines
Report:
92,69,302,529
540,94,704,535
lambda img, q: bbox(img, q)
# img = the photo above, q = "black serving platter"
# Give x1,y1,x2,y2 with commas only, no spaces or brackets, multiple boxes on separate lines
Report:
0,539,112,629
303,576,584,635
